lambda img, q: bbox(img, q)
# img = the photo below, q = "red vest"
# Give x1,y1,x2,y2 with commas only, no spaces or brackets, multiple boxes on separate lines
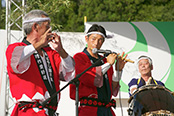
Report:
70,52,115,116
6,42,61,116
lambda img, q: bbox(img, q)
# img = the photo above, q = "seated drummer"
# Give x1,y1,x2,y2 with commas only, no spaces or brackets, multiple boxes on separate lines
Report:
128,55,165,96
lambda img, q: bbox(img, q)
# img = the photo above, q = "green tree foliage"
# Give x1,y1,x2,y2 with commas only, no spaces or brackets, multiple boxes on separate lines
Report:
1,0,174,31
56,0,174,32
0,0,70,30
26,0,70,30
0,1,24,30
0,0,6,29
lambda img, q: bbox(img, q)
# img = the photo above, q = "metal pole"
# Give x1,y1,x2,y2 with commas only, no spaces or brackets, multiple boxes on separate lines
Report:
3,0,26,115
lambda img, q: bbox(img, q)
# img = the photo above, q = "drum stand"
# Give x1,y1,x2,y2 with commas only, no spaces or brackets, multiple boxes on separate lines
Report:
128,99,137,116
128,99,134,116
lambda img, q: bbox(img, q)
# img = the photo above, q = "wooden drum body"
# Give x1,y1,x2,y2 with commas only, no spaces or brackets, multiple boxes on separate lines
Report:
128,85,174,116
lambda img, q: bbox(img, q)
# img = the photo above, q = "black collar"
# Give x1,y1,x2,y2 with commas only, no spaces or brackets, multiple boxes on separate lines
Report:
22,37,31,45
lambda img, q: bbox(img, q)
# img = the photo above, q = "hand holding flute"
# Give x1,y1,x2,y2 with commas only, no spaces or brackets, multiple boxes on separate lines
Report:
92,48,134,64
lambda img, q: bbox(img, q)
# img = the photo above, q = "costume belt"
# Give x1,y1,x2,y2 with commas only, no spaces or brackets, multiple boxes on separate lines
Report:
18,101,57,111
80,97,116,108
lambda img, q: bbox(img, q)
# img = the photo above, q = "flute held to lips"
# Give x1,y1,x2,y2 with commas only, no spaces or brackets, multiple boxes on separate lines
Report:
48,34,56,42
92,48,134,63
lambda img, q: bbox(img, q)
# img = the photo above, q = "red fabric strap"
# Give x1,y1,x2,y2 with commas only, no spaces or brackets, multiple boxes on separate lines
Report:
80,97,116,108
18,101,57,111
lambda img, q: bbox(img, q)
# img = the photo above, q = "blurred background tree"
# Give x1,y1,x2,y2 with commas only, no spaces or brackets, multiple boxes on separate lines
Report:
0,0,6,29
0,0,174,31
0,0,70,30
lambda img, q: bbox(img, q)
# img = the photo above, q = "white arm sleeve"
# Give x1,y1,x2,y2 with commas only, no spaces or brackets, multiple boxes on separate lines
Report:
61,55,75,72
101,63,111,74
11,45,36,74
59,55,75,81
112,70,123,82
101,63,122,82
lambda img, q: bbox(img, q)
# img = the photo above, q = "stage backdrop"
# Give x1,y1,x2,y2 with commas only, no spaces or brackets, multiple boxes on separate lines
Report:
85,22,174,98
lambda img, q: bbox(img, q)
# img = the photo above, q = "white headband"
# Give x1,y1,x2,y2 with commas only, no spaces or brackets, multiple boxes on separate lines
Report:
23,17,51,24
86,31,106,38
137,56,152,65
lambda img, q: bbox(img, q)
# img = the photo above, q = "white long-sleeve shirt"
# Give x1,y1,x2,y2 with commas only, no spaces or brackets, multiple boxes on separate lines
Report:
11,44,75,87
101,63,122,82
